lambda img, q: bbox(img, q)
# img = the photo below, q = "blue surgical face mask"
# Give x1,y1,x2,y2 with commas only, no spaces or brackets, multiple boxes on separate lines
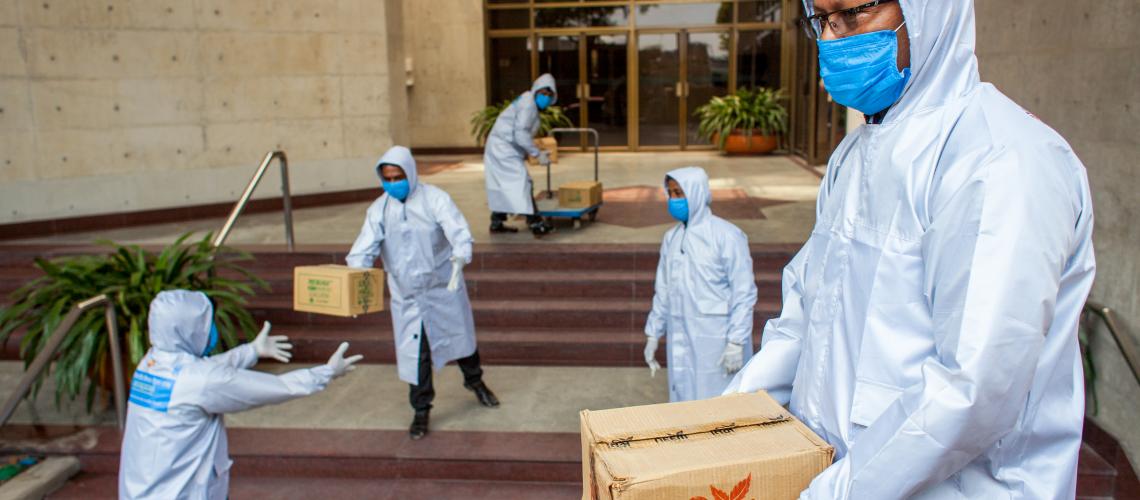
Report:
817,22,911,116
202,321,219,357
535,93,553,111
382,179,410,202
668,197,689,223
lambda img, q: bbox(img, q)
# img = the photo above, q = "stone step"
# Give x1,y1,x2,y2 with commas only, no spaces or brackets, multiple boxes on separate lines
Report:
248,298,781,330
9,424,1133,500
0,243,798,274
51,474,579,500
0,269,784,304
3,426,580,486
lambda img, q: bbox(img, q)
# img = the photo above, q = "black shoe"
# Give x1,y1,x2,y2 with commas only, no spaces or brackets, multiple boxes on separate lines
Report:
529,221,554,237
464,381,500,407
409,410,430,440
490,222,519,233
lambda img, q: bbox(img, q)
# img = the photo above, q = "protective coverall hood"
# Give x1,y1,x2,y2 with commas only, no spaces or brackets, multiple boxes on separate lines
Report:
148,290,213,356
375,146,419,200
664,167,711,227
803,0,980,122
531,73,557,105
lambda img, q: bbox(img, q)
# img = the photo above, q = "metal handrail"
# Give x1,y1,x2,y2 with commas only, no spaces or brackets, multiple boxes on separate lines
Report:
544,128,601,197
212,151,295,251
1084,301,1140,387
0,295,126,429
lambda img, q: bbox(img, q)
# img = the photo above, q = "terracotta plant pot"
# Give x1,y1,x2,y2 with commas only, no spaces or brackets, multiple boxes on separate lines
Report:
717,132,779,155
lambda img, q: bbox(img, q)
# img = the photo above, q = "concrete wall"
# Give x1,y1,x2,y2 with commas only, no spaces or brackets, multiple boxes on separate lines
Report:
401,0,486,149
975,0,1140,464
0,0,407,224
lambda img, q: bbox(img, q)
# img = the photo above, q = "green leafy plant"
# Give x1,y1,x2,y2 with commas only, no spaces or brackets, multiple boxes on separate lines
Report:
0,232,267,409
694,87,789,150
470,100,574,146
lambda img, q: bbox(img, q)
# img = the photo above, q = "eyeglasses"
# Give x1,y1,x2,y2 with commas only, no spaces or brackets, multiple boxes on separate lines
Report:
799,0,899,40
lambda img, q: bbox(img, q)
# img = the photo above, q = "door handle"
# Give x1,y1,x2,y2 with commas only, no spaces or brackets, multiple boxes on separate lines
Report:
676,82,684,98
575,83,583,99
684,82,690,97
584,83,591,97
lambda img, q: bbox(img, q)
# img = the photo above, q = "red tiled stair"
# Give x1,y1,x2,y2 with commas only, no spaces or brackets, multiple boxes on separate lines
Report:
0,244,792,367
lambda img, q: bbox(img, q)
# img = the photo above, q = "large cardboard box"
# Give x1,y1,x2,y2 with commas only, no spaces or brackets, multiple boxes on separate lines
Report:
580,392,833,500
293,265,384,317
559,181,603,208
528,136,559,165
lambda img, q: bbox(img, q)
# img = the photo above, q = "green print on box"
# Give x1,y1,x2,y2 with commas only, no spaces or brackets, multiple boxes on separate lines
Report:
293,265,384,317
356,275,374,313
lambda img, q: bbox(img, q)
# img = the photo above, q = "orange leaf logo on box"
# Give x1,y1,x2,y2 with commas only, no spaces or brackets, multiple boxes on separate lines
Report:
690,473,751,500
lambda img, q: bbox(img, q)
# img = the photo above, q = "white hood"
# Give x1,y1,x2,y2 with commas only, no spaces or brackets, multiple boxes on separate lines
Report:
804,0,980,122
148,290,212,356
665,166,712,226
375,145,419,197
531,73,558,105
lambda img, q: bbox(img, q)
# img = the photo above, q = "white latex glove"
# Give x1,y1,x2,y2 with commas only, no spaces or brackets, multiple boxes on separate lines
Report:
447,257,464,292
537,150,552,167
251,321,293,363
720,341,745,375
644,336,662,378
326,342,364,379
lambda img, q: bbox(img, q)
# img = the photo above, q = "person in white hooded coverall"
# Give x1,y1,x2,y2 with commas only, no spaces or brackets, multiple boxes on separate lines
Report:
725,0,1096,498
348,146,499,440
119,290,362,499
644,167,758,402
483,73,557,236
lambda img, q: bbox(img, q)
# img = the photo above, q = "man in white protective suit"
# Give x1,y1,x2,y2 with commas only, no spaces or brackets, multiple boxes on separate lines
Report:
348,145,499,441
725,0,1097,498
644,167,758,402
119,290,362,499
483,73,557,237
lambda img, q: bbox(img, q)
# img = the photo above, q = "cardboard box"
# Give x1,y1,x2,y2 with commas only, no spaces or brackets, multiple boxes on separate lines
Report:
293,265,384,317
580,392,833,500
559,181,603,208
537,136,558,163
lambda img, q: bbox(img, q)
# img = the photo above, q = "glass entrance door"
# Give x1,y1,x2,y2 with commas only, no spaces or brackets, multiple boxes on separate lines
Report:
585,34,629,147
684,31,730,147
539,32,628,148
637,30,729,149
637,33,681,147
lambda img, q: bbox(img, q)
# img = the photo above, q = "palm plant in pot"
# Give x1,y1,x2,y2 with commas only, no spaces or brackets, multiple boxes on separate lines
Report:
0,232,266,410
694,87,789,154
470,100,574,147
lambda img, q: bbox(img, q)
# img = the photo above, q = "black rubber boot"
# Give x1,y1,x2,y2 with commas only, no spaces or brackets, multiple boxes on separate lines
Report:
489,222,519,233
529,220,555,237
409,410,430,440
464,381,500,408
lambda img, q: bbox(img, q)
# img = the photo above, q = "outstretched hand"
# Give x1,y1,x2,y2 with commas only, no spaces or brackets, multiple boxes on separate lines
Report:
252,322,293,363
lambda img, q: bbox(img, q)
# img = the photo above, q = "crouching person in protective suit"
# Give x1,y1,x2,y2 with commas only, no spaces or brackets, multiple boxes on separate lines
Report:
119,289,362,499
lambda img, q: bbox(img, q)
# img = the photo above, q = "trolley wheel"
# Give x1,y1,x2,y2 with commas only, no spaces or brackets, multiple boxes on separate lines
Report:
588,210,598,222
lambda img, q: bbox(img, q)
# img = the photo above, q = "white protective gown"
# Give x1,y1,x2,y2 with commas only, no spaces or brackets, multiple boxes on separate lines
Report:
347,146,477,385
646,167,758,402
725,1,1097,498
483,74,557,215
119,290,338,500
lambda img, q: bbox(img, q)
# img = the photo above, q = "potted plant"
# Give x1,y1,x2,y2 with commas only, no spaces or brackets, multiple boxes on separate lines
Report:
694,87,789,155
0,232,266,410
470,100,574,147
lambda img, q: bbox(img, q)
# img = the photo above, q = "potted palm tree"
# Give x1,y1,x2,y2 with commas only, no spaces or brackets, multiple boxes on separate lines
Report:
0,232,266,410
470,100,574,147
694,87,789,155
